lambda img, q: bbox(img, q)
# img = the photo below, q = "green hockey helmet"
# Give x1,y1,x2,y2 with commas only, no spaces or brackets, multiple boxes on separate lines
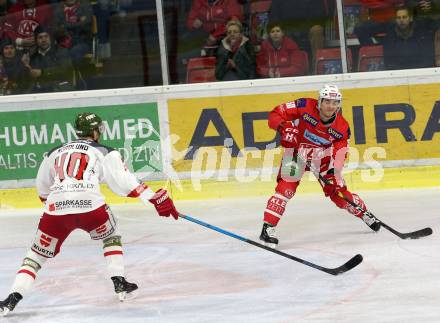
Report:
74,112,103,137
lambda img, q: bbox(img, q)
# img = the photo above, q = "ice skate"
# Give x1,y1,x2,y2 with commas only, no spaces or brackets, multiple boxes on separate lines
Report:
362,211,381,232
0,292,22,316
111,276,138,301
259,223,279,248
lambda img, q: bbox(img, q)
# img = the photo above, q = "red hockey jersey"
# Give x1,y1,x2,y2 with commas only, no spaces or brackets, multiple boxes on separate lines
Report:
269,97,351,171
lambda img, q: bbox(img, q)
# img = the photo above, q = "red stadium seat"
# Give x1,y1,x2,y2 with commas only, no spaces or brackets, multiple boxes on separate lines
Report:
186,57,217,83
315,48,353,74
358,45,384,72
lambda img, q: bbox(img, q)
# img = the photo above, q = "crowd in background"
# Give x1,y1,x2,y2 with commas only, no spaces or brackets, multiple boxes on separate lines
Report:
183,0,440,83
0,0,439,95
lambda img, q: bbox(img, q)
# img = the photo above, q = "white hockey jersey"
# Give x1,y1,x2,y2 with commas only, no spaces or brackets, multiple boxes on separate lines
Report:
36,139,154,215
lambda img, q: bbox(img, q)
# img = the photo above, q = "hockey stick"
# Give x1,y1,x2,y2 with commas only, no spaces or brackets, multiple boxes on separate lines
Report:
178,213,363,276
304,160,433,240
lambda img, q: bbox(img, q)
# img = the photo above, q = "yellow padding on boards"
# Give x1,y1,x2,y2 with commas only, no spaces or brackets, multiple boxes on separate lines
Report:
0,166,439,209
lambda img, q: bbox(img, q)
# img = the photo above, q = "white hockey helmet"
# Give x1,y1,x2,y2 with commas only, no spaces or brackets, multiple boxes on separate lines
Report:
318,84,342,110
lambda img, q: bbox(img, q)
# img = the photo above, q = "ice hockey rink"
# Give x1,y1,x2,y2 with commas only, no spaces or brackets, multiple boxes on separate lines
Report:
0,187,439,323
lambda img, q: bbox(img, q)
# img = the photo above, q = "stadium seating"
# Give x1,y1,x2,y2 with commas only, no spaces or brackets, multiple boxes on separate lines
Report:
358,45,384,72
315,47,353,74
186,57,217,83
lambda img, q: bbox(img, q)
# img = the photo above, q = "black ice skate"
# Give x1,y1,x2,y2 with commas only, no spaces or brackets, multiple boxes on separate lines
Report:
0,292,23,316
260,223,279,247
362,211,381,232
111,276,138,301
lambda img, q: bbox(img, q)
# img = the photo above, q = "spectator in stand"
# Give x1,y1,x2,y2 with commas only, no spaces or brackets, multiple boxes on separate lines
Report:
355,5,439,69
186,0,244,56
215,19,255,81
406,0,440,17
22,26,75,93
54,0,92,69
91,0,108,59
0,38,31,94
4,0,52,53
0,0,12,41
256,23,305,78
268,0,335,71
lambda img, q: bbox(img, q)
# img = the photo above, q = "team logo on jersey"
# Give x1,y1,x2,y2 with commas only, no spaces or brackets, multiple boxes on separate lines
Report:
304,129,331,146
328,127,343,139
302,113,318,126
285,101,296,109
295,98,307,107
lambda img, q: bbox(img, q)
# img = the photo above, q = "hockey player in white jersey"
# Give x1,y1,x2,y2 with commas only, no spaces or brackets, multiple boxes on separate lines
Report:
0,112,179,316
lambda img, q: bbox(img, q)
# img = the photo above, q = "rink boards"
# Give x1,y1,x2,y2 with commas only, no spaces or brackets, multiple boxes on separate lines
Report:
0,70,439,208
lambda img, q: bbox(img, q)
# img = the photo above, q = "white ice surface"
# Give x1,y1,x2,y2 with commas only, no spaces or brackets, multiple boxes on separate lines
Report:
0,188,439,323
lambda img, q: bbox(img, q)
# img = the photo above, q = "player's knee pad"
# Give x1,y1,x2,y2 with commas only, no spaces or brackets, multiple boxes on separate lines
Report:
19,250,47,275
24,250,47,268
102,235,124,262
103,235,122,248
275,180,299,199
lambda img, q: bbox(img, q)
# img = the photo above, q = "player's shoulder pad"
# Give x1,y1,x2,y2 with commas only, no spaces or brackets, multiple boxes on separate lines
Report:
89,140,115,156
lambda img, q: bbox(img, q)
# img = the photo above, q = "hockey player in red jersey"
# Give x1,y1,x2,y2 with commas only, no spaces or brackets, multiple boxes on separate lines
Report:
0,112,179,316
260,84,381,247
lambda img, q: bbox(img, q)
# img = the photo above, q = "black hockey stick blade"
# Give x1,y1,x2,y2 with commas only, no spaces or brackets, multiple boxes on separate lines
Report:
380,222,433,240
326,253,364,275
307,160,434,241
180,213,363,275
245,240,363,275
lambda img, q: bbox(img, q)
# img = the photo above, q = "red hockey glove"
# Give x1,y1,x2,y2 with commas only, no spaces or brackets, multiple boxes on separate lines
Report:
149,189,179,220
279,122,298,148
322,173,346,197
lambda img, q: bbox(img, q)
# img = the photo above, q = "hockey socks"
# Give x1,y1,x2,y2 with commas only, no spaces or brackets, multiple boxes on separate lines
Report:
103,235,125,277
264,193,289,226
11,250,47,297
330,192,381,232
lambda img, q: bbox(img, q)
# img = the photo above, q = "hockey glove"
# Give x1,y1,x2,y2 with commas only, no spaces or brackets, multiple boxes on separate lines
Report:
149,189,179,220
279,122,298,148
